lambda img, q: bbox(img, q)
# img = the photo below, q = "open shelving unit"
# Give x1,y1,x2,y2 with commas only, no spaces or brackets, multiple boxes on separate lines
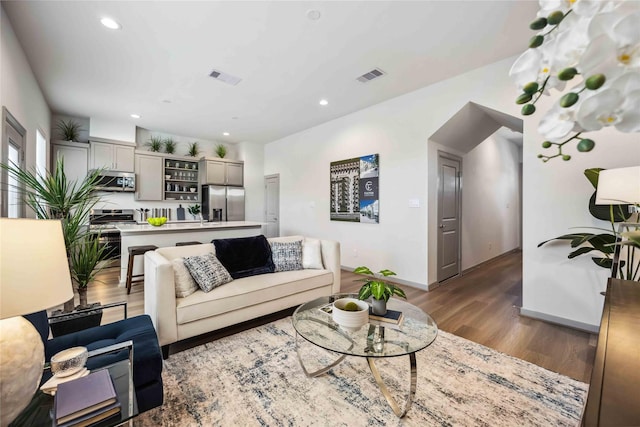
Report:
164,158,199,202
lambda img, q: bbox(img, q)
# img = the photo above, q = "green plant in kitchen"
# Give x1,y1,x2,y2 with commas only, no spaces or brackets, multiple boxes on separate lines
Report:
145,135,163,152
354,266,406,315
164,137,177,154
68,235,109,309
187,204,201,220
56,119,84,142
215,144,227,158
187,141,199,157
0,158,105,312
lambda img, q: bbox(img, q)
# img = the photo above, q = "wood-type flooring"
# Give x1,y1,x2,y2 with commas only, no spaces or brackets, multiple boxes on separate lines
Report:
75,250,595,382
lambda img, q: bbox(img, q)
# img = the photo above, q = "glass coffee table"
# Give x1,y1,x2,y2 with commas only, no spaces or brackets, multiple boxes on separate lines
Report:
292,294,438,418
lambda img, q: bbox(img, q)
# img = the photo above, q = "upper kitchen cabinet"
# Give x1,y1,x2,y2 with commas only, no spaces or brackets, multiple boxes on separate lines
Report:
51,140,88,183
201,159,244,186
135,152,163,201
90,138,135,172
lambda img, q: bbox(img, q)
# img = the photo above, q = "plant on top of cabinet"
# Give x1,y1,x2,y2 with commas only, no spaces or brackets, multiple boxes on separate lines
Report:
215,144,227,158
145,135,163,152
56,119,84,142
187,142,199,157
164,137,177,154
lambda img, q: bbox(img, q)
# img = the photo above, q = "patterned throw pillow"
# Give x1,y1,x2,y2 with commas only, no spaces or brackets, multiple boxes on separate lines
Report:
183,253,233,292
172,257,199,298
270,240,303,272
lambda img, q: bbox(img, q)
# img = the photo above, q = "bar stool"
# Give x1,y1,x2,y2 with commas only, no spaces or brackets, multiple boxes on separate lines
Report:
126,245,158,294
175,241,202,247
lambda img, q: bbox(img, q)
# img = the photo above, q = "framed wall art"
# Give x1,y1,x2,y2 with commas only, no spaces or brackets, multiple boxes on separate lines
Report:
330,153,379,223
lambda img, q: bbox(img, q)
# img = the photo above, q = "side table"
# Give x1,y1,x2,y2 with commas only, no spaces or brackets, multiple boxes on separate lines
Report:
9,341,138,427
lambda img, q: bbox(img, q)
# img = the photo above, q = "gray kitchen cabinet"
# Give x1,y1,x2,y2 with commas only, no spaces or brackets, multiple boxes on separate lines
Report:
51,140,88,183
203,159,244,186
90,140,135,172
135,153,163,201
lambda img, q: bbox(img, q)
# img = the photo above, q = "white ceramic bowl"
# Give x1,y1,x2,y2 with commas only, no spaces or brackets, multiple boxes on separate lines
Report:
190,188,196,193
332,298,369,331
50,346,88,377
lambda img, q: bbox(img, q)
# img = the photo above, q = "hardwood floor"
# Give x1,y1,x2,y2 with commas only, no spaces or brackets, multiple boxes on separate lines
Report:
77,251,595,382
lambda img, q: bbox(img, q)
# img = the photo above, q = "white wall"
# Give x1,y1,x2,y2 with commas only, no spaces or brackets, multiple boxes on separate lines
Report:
460,130,521,270
1,5,51,214
265,54,637,330
89,117,136,143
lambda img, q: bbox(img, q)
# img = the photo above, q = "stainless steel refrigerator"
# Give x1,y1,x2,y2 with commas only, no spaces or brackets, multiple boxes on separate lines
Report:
201,185,245,221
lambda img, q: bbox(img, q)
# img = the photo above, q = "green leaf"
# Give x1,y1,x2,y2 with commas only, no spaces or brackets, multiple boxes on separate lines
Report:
358,283,372,300
378,269,396,277
354,266,374,276
592,257,613,269
370,281,386,300
568,247,598,258
584,168,604,189
391,285,407,299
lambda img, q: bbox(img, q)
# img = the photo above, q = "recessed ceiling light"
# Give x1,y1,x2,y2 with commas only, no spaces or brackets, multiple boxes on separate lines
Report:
100,17,121,30
162,99,172,104
223,132,230,136
319,99,329,106
307,10,321,21
130,114,140,119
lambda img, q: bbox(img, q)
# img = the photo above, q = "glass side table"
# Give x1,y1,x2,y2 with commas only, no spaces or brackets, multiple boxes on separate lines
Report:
9,341,138,427
292,294,438,418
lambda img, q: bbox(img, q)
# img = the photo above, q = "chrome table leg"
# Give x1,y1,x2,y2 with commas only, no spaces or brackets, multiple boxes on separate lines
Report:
295,332,347,377
367,352,417,418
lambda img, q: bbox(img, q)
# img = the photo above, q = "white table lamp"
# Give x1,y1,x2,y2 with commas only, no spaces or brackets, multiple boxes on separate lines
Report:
595,166,640,207
0,219,74,426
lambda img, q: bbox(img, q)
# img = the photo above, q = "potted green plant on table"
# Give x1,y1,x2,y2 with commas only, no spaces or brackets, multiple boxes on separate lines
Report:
1,158,107,334
187,204,201,221
354,266,406,315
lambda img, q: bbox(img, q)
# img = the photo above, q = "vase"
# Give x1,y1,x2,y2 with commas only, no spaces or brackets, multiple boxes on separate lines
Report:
371,298,387,315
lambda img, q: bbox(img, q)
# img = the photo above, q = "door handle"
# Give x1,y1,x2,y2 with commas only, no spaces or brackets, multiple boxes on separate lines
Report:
439,224,444,229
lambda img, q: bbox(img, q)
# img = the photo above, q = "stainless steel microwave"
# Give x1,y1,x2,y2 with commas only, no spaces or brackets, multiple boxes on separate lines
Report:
93,170,135,192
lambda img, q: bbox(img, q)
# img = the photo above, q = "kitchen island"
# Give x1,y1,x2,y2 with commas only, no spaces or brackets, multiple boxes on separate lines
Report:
115,221,264,286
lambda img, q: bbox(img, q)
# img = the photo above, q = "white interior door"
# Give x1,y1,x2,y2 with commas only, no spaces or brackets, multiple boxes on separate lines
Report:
437,152,462,282
2,108,27,218
264,174,280,238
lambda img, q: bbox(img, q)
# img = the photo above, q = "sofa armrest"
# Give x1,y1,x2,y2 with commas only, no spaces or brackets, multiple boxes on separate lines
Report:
320,239,341,294
144,250,178,346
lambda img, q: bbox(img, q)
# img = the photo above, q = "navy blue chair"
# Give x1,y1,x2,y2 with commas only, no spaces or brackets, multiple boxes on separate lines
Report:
24,311,163,413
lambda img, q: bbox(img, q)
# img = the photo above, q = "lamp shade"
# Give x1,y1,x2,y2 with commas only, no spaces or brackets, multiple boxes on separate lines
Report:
595,166,640,206
0,218,74,319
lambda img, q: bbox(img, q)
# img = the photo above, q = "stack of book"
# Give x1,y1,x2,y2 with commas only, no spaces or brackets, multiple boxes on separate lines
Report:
369,308,404,325
54,369,121,427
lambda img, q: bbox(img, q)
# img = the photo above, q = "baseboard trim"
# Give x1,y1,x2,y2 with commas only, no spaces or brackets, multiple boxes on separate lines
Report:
461,248,521,276
519,308,600,334
341,266,428,291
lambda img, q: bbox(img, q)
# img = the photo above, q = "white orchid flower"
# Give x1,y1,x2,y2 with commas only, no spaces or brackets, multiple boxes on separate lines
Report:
538,102,580,141
538,0,613,18
509,42,567,93
581,11,640,76
576,72,640,131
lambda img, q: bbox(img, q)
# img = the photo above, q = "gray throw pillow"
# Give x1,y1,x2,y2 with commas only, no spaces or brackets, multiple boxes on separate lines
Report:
270,240,303,272
183,253,233,292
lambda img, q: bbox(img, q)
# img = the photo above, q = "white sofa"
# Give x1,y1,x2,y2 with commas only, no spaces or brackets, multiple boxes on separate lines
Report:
144,236,340,356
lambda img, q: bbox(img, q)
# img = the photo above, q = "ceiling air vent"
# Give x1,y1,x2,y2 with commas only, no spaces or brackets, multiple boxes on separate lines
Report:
356,68,385,83
209,68,242,86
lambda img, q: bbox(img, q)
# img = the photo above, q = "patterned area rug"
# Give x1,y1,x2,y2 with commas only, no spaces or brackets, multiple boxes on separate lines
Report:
136,318,587,426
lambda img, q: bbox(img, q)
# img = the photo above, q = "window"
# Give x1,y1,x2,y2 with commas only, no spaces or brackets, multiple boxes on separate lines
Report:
36,128,47,177
1,108,27,218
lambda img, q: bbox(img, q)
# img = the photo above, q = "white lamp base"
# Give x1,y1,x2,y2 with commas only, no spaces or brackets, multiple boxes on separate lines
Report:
0,316,45,426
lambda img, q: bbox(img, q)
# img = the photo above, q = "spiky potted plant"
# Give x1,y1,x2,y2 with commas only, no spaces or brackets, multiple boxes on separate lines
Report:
1,158,107,335
56,119,84,142
145,135,163,152
354,266,406,315
215,144,227,158
164,137,177,154
187,142,199,157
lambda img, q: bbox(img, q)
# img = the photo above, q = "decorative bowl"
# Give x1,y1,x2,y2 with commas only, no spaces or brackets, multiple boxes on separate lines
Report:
190,188,196,193
50,346,88,377
332,298,369,331
147,217,167,226
164,174,171,179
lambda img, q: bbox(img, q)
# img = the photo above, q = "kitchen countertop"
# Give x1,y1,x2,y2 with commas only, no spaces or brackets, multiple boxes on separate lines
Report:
117,221,263,234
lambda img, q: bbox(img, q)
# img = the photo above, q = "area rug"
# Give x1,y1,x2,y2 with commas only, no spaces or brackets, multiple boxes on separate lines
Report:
136,318,587,427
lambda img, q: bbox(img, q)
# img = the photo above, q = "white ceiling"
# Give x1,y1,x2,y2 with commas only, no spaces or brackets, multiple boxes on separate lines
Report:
3,1,538,144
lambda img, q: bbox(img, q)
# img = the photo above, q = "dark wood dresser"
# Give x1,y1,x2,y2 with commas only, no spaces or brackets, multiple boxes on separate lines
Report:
582,278,640,426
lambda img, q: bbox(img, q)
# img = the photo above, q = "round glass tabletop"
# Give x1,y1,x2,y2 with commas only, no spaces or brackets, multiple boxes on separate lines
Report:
292,294,438,358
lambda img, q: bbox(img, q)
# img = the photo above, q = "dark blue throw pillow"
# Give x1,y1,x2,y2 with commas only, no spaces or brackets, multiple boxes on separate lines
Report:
212,235,275,279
